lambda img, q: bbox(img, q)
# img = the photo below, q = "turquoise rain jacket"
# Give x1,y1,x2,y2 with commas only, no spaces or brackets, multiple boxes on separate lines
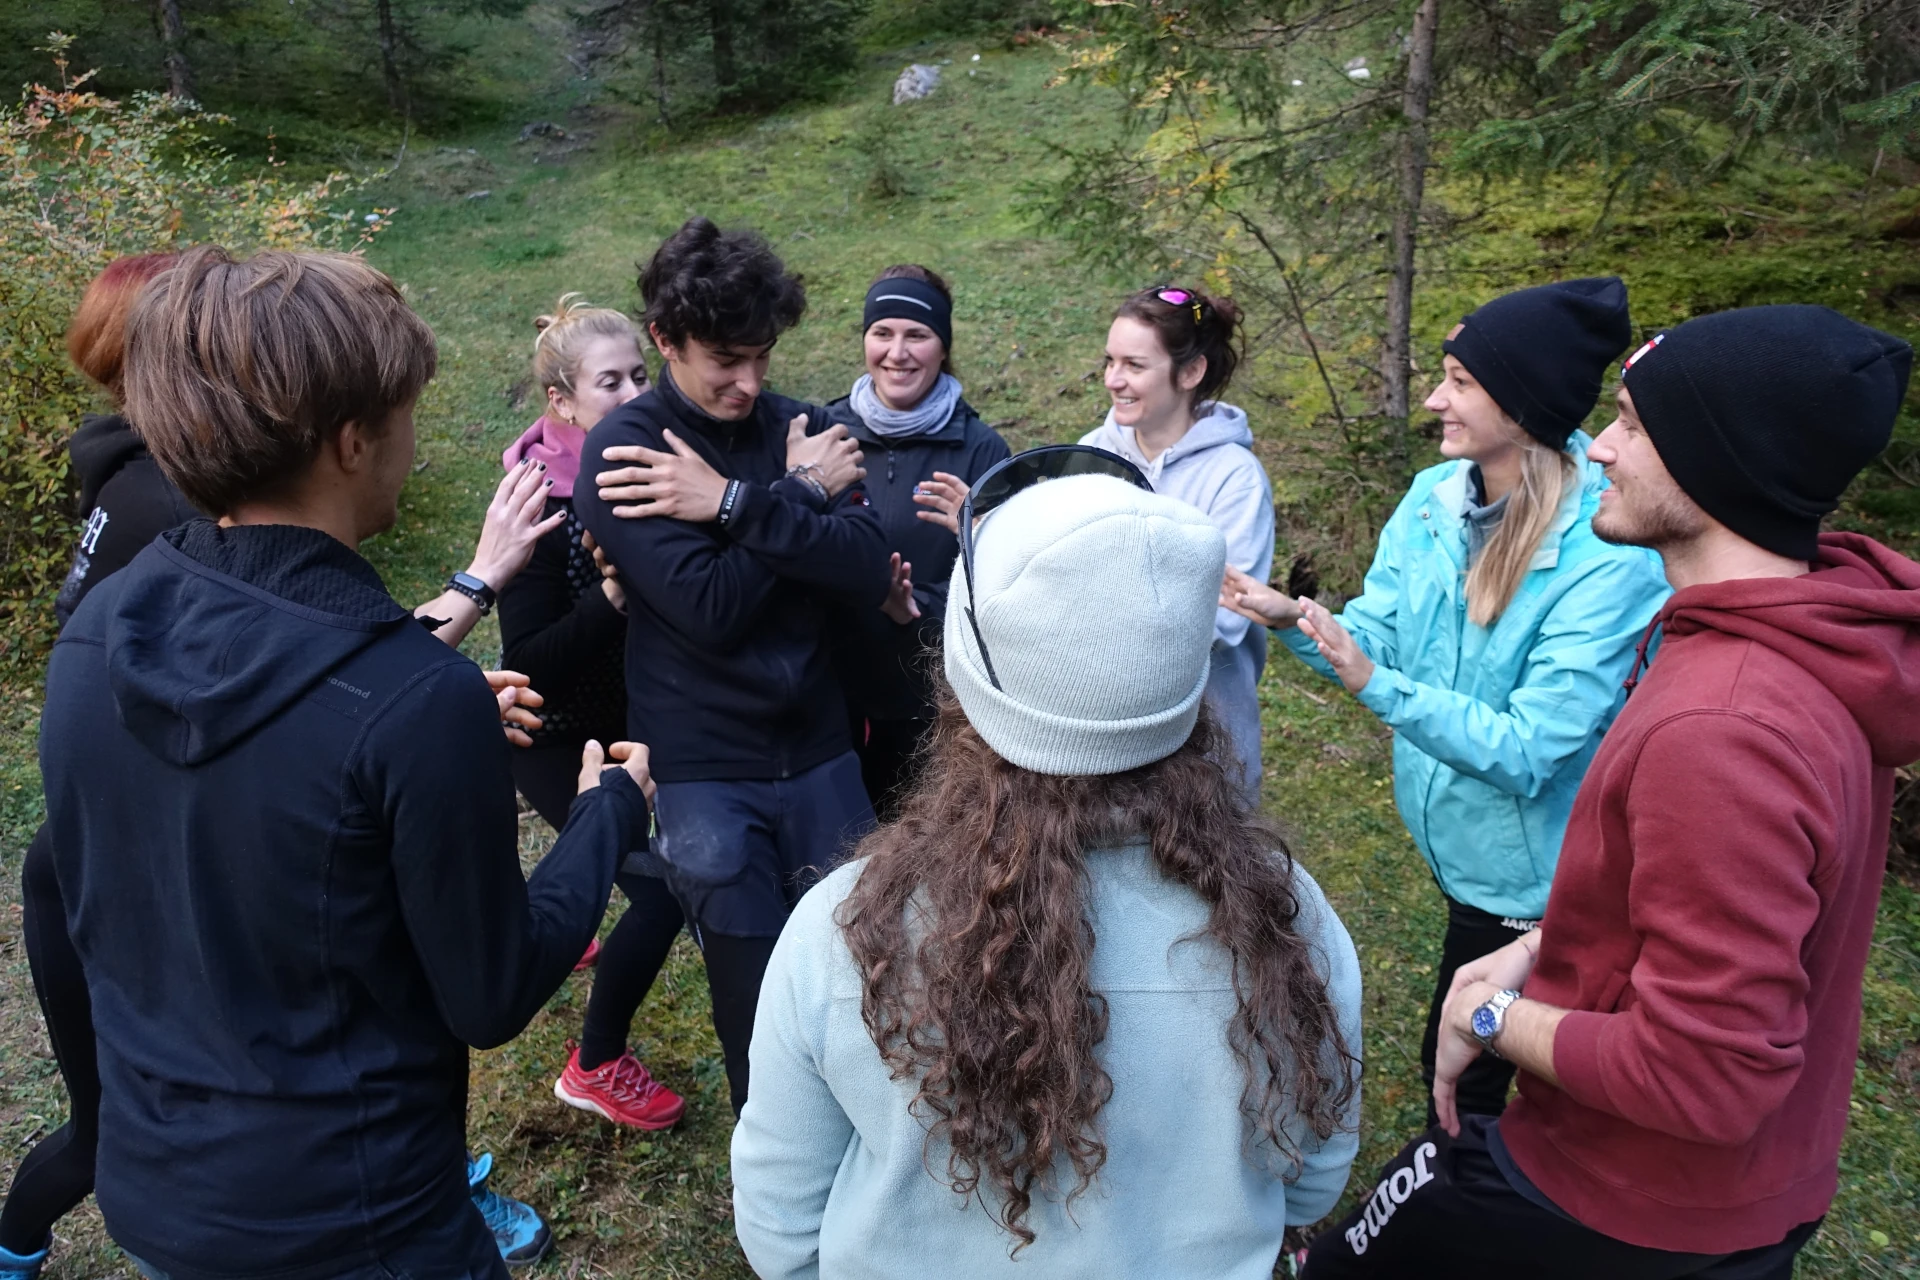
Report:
1279,433,1669,919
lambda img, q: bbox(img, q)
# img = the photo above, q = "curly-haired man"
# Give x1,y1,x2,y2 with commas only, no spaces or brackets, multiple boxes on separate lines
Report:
575,217,891,1115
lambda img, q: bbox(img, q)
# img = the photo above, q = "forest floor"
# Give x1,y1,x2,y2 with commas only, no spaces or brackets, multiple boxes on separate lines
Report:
2,28,1918,1280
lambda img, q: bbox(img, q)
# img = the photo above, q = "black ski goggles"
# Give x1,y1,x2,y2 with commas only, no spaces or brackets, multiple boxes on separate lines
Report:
958,444,1153,690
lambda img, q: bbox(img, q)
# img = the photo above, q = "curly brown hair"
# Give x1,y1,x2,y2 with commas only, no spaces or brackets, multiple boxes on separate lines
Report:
836,690,1356,1251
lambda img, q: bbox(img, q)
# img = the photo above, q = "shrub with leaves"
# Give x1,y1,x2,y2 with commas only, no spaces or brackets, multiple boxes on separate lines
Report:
0,34,382,680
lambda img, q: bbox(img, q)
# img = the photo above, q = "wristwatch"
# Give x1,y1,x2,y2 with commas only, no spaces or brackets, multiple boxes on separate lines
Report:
446,570,497,615
1470,988,1522,1058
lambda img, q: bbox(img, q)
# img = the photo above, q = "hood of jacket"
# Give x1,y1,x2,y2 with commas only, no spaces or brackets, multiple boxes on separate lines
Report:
1661,532,1920,767
69,413,147,516
1427,430,1603,574
103,520,412,766
1084,401,1252,482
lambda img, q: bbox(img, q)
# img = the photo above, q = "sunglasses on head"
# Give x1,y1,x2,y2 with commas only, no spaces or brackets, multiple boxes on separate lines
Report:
958,445,1154,691
1156,287,1204,325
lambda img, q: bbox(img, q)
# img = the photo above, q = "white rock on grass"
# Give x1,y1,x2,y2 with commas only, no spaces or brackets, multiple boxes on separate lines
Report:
893,63,941,105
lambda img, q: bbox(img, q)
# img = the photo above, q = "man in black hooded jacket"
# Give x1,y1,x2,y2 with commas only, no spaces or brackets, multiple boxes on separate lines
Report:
39,246,653,1280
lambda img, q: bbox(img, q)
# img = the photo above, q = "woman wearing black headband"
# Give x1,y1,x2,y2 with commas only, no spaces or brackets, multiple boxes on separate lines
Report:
823,266,1009,817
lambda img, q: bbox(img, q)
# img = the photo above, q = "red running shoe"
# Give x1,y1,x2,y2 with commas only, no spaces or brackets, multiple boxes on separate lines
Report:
553,1042,686,1130
573,938,601,971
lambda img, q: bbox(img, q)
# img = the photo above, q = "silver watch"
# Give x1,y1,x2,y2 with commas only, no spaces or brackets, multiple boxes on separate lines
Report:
1470,988,1522,1058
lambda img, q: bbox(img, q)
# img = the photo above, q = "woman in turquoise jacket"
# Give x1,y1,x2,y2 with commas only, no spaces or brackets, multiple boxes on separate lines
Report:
1225,278,1668,1124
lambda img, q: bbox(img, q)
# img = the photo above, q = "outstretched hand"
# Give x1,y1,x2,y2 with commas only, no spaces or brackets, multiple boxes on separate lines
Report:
596,430,728,521
785,415,865,497
1220,564,1304,629
912,471,970,535
469,460,566,589
880,552,921,625
1296,597,1374,695
485,670,544,748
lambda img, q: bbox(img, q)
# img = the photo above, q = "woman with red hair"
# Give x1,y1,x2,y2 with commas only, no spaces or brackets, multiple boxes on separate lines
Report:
52,254,199,623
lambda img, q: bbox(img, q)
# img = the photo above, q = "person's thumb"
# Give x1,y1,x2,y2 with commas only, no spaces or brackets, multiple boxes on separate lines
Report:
576,739,606,794
664,428,694,457
787,413,809,444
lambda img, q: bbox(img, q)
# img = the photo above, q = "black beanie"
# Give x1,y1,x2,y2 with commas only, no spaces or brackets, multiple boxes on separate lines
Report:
1442,277,1632,448
1619,304,1912,561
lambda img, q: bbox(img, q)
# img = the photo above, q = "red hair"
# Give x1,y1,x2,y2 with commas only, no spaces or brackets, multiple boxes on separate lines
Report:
67,253,179,400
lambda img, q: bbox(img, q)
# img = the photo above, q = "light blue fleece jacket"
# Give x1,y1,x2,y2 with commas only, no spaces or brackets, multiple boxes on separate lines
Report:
731,847,1362,1280
1277,432,1669,920
1082,405,1274,795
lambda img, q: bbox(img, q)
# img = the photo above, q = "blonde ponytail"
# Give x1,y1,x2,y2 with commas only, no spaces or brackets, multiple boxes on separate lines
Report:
531,293,643,397
1464,430,1577,627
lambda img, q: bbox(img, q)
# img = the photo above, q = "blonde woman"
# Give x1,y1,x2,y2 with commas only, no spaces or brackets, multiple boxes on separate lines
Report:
495,295,688,1133
1223,278,1668,1126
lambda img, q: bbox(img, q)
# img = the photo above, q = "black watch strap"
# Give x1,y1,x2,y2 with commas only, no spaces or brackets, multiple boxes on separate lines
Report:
447,571,496,615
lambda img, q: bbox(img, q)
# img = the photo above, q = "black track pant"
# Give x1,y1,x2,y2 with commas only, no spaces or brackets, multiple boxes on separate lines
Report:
1303,1117,1820,1280
512,742,684,1073
0,825,99,1257
1420,895,1536,1127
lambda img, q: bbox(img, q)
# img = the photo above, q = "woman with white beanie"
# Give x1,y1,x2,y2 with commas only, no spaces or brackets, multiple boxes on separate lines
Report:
731,451,1362,1279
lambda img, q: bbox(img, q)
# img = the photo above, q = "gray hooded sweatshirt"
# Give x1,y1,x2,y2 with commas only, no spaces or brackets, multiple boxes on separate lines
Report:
1081,402,1275,647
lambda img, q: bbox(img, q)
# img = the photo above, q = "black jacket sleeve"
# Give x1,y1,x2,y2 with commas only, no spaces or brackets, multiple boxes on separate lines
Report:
362,660,648,1049
577,414,890,647
496,519,626,701
723,479,890,606
576,464,785,652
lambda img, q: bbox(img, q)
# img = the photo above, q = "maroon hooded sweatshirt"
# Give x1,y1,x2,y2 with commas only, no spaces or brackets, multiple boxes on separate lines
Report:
1500,532,1920,1254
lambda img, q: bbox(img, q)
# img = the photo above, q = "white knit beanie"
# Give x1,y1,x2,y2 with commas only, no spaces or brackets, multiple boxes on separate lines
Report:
944,472,1227,776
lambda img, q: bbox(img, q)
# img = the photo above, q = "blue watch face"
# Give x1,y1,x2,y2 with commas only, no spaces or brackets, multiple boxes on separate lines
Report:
1471,1006,1500,1041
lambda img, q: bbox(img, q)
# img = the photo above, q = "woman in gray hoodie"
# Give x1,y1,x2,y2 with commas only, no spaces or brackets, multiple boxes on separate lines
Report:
1080,287,1274,798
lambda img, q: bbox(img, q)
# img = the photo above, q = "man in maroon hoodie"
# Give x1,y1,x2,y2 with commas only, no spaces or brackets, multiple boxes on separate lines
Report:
1305,304,1918,1279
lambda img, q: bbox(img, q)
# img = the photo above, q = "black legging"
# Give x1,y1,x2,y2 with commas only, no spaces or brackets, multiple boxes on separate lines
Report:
1419,893,1537,1127
512,741,685,1073
0,825,98,1257
700,932,777,1117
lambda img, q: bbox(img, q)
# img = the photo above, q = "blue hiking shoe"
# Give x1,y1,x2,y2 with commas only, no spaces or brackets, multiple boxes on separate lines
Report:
467,1152,553,1268
0,1239,47,1280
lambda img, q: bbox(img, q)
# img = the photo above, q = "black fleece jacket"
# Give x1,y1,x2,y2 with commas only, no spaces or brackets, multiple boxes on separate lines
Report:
821,395,1009,721
54,413,200,626
40,521,649,1280
575,371,890,783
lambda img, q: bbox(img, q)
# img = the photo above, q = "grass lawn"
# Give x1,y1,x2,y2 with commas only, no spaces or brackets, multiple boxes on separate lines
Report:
2,31,1918,1280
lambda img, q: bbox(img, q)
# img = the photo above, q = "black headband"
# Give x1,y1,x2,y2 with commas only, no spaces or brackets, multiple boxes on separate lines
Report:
862,277,952,352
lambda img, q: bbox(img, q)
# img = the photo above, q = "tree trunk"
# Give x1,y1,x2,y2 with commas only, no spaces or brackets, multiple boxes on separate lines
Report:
376,0,410,117
1382,0,1440,464
653,5,671,124
708,0,735,91
152,0,194,100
